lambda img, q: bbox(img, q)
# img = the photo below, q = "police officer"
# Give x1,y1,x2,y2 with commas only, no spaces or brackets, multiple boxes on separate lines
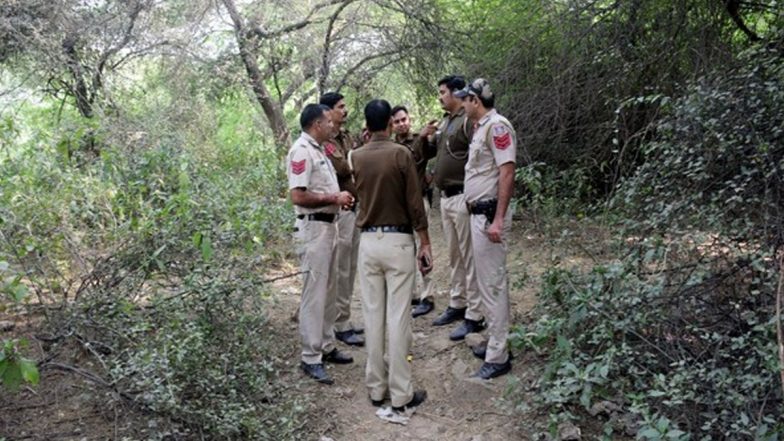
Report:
320,92,364,347
455,79,516,379
287,103,356,384
351,99,430,412
391,105,436,315
420,76,484,342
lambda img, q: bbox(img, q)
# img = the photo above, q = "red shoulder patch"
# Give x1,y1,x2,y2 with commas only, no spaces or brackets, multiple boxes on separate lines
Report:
324,142,336,157
492,125,512,150
291,159,306,175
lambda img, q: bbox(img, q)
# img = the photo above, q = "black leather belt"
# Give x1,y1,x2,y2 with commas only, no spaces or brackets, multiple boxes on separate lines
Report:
467,199,498,223
296,213,336,223
441,185,464,198
361,225,413,234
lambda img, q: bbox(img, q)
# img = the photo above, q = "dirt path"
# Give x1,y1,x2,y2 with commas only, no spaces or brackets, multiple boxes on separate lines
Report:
267,206,580,441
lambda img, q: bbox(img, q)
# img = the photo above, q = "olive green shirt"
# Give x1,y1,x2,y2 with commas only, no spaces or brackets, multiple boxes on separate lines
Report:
394,131,430,195
351,134,428,231
424,108,474,189
325,128,358,198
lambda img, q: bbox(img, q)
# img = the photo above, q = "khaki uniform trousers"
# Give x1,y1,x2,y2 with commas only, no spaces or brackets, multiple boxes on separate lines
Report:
416,197,436,302
335,209,360,332
440,193,482,320
359,230,416,408
295,218,338,364
470,210,512,364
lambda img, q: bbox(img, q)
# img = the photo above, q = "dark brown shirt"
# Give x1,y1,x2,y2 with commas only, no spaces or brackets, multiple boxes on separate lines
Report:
424,108,474,189
394,132,430,195
351,134,428,231
325,128,357,197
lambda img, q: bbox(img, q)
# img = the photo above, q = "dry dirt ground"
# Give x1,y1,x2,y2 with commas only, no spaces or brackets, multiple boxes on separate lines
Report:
266,205,603,441
0,205,603,440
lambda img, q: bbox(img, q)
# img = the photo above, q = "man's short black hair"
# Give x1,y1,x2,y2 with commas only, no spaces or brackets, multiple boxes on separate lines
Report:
479,95,495,108
364,99,392,132
319,92,344,109
300,103,330,130
438,75,466,92
391,105,408,116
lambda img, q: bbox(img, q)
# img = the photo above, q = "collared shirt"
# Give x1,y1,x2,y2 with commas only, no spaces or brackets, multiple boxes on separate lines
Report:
464,109,517,203
351,133,428,231
286,132,340,215
424,107,474,189
324,127,358,198
394,131,430,194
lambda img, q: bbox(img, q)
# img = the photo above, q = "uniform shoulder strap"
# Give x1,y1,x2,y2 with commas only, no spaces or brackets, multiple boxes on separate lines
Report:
484,116,515,145
347,149,354,172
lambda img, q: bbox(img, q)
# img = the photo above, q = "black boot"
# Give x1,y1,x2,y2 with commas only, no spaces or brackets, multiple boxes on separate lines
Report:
449,318,485,341
412,299,434,318
431,306,466,326
300,362,333,384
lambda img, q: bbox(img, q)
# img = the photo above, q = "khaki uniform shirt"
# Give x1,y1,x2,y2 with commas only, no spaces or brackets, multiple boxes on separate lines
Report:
350,134,428,231
464,109,517,203
325,128,358,198
424,108,474,189
394,132,429,195
286,132,340,215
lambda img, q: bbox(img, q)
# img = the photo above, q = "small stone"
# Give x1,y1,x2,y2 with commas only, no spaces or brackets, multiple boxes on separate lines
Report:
588,400,621,416
464,333,485,349
451,359,469,378
557,422,581,440
0,321,15,332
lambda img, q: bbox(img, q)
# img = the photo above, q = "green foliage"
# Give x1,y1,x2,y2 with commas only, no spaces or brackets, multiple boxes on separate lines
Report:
0,67,302,437
512,41,784,439
0,261,39,392
0,339,39,391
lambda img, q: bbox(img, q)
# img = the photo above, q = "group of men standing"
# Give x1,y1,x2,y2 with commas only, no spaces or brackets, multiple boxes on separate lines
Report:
286,76,517,413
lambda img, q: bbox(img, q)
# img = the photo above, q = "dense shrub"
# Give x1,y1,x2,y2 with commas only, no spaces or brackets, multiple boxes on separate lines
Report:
511,43,784,439
0,88,303,438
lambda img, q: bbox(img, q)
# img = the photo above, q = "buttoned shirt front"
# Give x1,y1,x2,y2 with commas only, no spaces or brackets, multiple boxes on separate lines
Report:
464,109,517,203
325,128,358,198
427,107,474,189
287,132,340,215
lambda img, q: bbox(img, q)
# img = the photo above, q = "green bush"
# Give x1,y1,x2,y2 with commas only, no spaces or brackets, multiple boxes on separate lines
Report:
511,42,784,439
0,82,303,438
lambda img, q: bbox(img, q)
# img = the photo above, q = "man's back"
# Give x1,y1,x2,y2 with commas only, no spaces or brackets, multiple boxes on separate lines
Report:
352,137,426,231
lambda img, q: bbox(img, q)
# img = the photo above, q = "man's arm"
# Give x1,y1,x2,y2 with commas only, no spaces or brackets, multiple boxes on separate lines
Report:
486,162,514,243
418,121,438,160
290,188,353,209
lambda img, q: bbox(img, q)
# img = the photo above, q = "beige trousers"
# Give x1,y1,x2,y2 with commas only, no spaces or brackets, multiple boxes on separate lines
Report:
440,193,482,320
359,230,416,407
294,218,338,364
335,209,360,332
416,197,436,302
470,210,512,364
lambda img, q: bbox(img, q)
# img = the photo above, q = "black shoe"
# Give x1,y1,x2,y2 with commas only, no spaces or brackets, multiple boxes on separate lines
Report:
301,362,333,384
353,327,364,335
392,390,427,412
323,348,353,364
335,329,365,346
370,397,385,407
432,306,466,326
412,299,434,318
471,344,514,361
473,361,512,379
449,318,485,341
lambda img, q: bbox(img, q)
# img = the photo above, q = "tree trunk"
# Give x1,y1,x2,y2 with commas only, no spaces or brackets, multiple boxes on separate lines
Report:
221,0,290,147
